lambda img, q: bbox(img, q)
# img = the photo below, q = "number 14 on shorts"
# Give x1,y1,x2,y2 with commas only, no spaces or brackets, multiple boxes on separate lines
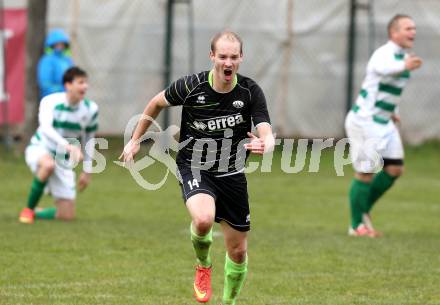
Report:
188,179,200,191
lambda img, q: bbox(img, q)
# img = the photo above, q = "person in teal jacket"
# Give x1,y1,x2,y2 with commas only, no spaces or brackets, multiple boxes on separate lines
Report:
37,29,74,98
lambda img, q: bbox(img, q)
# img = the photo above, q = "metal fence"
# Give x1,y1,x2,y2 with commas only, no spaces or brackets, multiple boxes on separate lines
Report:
42,0,440,143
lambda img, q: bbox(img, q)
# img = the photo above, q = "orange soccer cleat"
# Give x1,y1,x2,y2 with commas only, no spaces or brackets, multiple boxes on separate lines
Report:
193,265,212,303
362,213,383,237
19,208,35,224
348,224,370,237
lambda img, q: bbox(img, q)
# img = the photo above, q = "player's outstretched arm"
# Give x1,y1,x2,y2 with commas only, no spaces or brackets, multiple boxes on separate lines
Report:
244,123,275,155
119,91,169,162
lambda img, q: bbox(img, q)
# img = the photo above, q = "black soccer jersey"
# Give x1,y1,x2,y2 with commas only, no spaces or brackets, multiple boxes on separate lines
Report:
164,70,271,175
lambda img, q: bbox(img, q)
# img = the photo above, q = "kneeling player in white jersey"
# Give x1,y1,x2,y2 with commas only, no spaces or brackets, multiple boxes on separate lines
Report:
19,67,98,223
345,15,422,236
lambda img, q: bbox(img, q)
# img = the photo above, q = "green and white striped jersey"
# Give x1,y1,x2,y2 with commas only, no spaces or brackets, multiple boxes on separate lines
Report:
29,92,98,172
352,40,411,125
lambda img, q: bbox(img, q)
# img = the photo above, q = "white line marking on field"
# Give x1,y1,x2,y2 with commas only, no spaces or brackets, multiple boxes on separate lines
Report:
0,292,131,300
0,277,139,290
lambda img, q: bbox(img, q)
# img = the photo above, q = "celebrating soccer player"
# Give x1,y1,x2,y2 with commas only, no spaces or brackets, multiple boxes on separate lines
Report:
345,15,422,237
120,31,274,304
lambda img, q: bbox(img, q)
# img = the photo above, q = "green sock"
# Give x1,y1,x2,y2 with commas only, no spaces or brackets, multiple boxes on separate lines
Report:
35,207,57,219
349,179,371,228
27,177,47,210
367,170,397,213
190,223,213,267
223,254,248,305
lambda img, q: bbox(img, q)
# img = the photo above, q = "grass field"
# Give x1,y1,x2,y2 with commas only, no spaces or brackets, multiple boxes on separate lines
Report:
1,140,439,305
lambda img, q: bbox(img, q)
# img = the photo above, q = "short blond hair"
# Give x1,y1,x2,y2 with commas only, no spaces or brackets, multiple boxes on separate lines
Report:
387,14,412,37
210,31,243,54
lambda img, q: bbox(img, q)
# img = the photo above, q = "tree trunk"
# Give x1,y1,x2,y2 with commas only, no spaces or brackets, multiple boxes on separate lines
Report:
21,0,47,151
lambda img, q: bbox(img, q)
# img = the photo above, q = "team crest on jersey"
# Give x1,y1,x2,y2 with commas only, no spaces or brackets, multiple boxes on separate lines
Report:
193,121,208,130
196,95,206,104
232,100,244,109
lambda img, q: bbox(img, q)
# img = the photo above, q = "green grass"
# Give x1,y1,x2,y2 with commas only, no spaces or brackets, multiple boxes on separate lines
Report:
1,140,439,305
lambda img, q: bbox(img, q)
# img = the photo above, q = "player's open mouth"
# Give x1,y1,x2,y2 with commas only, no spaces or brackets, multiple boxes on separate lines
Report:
224,69,233,80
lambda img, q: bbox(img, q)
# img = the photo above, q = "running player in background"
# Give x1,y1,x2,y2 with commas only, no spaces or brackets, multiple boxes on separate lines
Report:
120,31,274,305
19,67,98,223
345,15,422,237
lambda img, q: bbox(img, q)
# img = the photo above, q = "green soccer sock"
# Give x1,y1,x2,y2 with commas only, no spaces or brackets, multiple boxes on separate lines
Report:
27,177,47,210
223,253,248,305
349,179,371,229
190,223,213,267
367,170,397,213
35,207,57,220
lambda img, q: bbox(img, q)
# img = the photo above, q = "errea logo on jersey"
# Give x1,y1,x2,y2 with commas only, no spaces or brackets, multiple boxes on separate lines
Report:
196,95,206,104
193,114,244,131
232,100,244,109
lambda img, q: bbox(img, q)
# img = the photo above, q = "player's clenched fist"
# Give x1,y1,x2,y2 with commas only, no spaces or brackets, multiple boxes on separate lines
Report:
405,54,422,70
66,144,83,163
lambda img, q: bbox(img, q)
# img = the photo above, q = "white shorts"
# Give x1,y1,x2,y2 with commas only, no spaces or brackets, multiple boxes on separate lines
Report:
345,112,404,173
25,145,76,200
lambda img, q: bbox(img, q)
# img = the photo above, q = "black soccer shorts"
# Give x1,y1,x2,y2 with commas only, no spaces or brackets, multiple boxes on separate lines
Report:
177,166,250,232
